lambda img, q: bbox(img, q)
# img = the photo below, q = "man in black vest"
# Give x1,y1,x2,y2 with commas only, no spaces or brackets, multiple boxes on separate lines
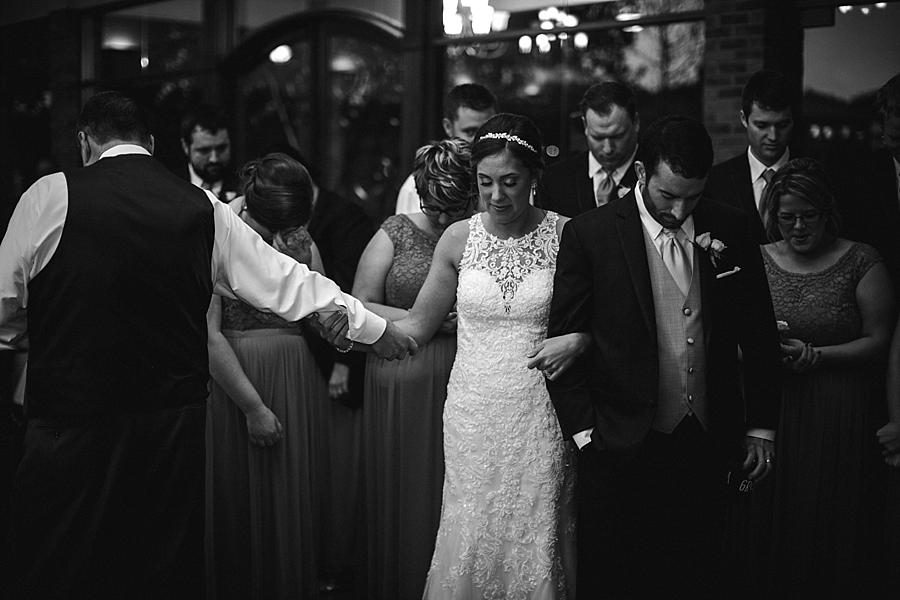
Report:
0,91,415,598
537,81,640,217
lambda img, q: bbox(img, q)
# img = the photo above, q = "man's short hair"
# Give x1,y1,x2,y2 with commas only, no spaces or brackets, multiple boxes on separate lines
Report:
741,70,793,117
578,81,637,122
875,72,900,122
180,105,230,146
443,84,497,122
77,91,151,146
637,116,713,180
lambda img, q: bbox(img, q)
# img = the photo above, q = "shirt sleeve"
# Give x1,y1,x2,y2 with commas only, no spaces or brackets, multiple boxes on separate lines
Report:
394,174,422,215
0,173,68,350
209,195,387,344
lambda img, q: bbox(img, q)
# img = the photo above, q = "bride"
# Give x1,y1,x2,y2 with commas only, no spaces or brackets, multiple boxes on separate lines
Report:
396,113,585,599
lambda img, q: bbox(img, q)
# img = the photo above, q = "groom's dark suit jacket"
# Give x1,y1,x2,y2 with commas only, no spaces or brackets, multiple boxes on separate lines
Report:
705,153,767,244
546,191,781,458
536,151,638,218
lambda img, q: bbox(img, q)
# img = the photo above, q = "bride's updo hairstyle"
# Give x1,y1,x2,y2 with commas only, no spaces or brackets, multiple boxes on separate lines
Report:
470,113,544,179
240,152,313,233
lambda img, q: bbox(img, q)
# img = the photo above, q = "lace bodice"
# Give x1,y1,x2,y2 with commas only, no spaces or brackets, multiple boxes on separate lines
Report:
382,214,439,309
428,210,574,599
762,242,882,346
222,226,314,331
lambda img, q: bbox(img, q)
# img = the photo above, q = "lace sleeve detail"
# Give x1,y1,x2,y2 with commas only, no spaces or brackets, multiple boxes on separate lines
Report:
848,242,883,280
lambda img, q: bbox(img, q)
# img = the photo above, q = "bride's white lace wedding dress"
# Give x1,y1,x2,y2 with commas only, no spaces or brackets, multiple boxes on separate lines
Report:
422,211,576,600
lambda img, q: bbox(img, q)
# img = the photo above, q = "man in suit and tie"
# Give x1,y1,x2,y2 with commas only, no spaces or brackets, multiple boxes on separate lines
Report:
537,81,640,217
706,70,795,243
0,91,415,598
546,116,781,598
180,104,241,201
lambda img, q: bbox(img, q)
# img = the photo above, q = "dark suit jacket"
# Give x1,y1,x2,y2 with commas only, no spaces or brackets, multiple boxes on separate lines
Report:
306,188,375,403
841,150,900,293
537,151,638,218
546,192,781,458
705,153,768,244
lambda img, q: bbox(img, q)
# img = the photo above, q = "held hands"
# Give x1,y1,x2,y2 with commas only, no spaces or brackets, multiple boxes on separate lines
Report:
743,436,775,482
526,333,590,381
438,311,458,335
780,338,820,373
309,311,355,353
246,405,283,447
372,321,418,361
876,421,900,468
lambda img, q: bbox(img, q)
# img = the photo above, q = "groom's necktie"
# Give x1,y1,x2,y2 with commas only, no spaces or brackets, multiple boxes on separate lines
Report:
595,169,615,207
661,228,691,297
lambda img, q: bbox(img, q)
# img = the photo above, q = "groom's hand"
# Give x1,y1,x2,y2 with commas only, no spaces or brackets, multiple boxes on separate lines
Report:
372,321,418,360
743,436,774,482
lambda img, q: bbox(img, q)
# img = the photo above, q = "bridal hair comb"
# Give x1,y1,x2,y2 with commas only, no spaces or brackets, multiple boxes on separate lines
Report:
479,132,537,154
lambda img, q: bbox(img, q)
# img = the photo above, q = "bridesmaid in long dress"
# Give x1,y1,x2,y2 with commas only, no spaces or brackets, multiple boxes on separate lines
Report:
352,138,474,599
760,158,894,598
205,153,328,600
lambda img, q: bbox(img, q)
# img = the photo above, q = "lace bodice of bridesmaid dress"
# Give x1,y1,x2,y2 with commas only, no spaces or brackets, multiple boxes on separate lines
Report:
221,226,314,330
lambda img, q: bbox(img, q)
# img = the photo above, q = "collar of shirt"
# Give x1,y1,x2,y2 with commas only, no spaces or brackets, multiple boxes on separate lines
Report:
893,156,900,181
188,163,223,196
747,146,790,183
587,145,638,185
99,144,151,159
634,182,695,270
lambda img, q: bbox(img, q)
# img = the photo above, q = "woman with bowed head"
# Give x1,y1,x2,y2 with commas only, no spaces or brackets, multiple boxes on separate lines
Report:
351,138,472,599
760,158,894,597
205,152,328,599
396,113,585,599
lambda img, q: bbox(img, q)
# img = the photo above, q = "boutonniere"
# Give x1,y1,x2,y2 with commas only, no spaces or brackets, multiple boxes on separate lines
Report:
694,232,742,279
693,232,727,266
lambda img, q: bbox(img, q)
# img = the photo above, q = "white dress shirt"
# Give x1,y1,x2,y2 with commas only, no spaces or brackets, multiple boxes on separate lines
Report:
572,185,772,449
747,147,789,211
394,173,423,215
0,144,386,350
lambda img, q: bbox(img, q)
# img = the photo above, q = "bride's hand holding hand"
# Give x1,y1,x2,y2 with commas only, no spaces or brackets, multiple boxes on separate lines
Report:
526,332,591,381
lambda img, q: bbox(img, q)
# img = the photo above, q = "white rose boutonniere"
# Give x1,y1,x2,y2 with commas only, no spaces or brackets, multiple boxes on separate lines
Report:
694,232,741,279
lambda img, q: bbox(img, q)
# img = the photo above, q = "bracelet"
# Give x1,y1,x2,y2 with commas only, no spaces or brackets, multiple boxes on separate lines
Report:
336,340,354,354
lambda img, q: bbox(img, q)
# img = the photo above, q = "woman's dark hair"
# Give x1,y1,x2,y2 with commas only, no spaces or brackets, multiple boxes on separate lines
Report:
412,138,473,210
470,113,544,179
761,157,842,243
240,152,313,232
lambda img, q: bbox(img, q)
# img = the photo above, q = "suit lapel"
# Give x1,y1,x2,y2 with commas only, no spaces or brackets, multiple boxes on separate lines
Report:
735,157,759,216
577,152,594,214
616,194,656,338
691,205,716,346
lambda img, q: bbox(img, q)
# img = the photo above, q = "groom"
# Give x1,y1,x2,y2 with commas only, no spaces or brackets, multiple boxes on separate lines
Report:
546,116,781,597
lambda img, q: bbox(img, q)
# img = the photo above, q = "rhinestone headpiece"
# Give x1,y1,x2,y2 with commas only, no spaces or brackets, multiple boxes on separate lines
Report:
480,132,537,154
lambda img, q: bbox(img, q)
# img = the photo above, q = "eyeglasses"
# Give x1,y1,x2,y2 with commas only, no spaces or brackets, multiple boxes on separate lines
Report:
776,210,824,226
419,201,471,219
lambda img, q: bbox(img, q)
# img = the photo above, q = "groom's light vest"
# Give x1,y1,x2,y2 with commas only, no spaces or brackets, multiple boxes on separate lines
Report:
642,231,709,433
25,154,215,418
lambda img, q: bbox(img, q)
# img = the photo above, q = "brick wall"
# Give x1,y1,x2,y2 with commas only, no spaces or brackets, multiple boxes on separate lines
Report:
703,0,767,163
